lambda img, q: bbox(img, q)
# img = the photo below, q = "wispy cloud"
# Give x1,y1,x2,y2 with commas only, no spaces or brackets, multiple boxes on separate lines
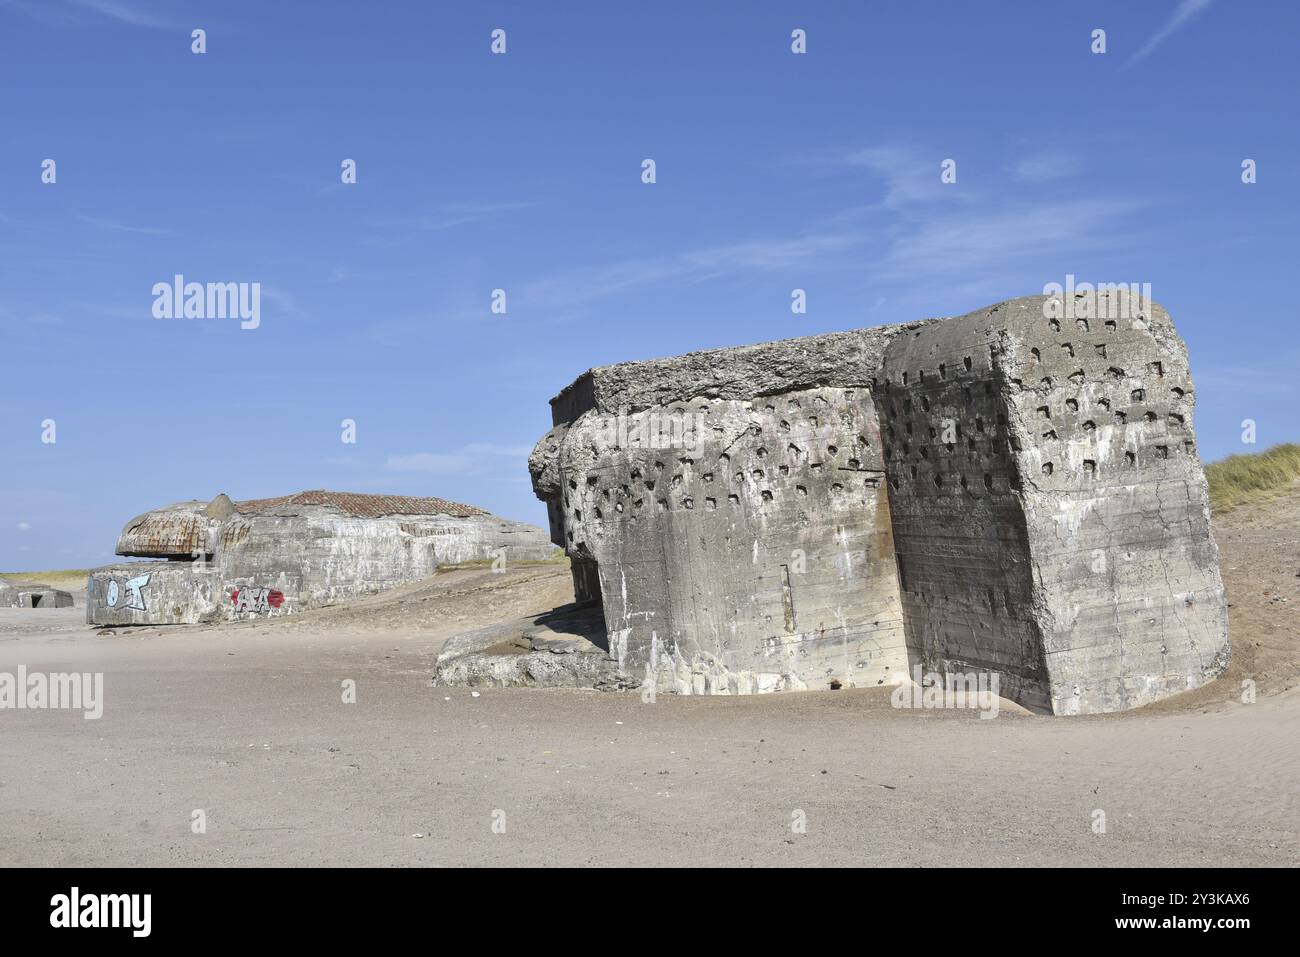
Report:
67,0,168,29
3,0,174,29
875,197,1148,281
1125,0,1215,68
386,443,533,476
78,213,178,236
259,286,307,319
501,142,1150,320
1008,150,1082,183
379,202,539,232
844,145,969,210
521,231,861,311
0,303,65,326
1194,361,1299,396
821,143,1152,296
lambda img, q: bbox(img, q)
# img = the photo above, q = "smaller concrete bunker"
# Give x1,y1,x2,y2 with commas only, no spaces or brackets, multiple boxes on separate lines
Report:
87,489,554,626
1,580,74,609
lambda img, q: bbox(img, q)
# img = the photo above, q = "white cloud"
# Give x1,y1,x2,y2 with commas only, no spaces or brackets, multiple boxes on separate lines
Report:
258,286,306,318
1009,151,1082,183
67,0,167,28
16,522,31,531
386,443,534,476
521,231,862,311
381,202,539,232
1,0,173,29
818,144,1152,293
844,145,969,210
1125,0,1215,68
1194,362,1300,396
78,214,178,236
505,142,1149,320
875,197,1148,281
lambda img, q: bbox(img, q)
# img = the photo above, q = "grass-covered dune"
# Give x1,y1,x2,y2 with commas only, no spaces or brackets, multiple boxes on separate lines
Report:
0,568,90,589
1205,443,1300,512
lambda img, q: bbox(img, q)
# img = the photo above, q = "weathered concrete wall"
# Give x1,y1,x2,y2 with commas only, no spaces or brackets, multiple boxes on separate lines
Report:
530,294,1230,713
88,491,556,626
116,497,229,558
532,329,915,693
218,511,552,606
880,293,1228,713
879,306,1053,710
86,563,222,625
1,581,74,609
546,325,930,419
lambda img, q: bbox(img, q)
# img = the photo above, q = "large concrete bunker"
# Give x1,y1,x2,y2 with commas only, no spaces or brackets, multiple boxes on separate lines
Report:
87,490,555,626
529,294,1230,714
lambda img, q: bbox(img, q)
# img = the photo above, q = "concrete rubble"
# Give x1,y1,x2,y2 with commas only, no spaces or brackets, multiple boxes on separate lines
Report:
432,604,632,690
435,292,1231,715
86,490,554,626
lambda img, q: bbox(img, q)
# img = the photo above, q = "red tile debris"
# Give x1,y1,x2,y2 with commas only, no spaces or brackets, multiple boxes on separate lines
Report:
235,490,486,519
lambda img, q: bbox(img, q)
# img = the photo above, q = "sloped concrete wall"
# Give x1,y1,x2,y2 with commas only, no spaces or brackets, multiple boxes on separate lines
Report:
116,499,225,558
879,306,1054,711
879,294,1229,714
218,511,553,606
532,328,914,693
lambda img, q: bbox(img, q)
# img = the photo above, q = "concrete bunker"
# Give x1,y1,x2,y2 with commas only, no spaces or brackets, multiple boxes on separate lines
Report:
87,489,555,626
1,581,75,609
526,294,1230,714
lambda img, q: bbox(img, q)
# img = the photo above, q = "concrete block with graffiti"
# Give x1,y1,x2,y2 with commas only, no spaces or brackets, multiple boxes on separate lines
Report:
85,490,555,626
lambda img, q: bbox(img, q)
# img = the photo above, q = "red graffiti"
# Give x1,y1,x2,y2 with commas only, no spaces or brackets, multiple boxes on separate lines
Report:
230,587,285,613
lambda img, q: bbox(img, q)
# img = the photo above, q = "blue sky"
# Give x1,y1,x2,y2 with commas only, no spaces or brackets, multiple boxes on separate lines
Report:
2,0,1297,570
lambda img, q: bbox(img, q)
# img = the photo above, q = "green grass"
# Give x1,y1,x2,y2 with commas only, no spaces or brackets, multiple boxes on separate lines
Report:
438,553,569,572
0,568,91,588
1205,443,1300,513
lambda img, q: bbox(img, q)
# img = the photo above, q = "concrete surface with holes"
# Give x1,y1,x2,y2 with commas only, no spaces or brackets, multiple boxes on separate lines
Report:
517,293,1229,714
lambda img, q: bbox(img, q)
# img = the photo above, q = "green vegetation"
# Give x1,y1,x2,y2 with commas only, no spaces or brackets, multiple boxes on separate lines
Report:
0,569,90,588
438,552,569,572
1205,443,1300,512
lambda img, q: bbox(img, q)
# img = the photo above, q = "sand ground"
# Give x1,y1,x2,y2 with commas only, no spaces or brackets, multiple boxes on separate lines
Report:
1,499,1296,867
